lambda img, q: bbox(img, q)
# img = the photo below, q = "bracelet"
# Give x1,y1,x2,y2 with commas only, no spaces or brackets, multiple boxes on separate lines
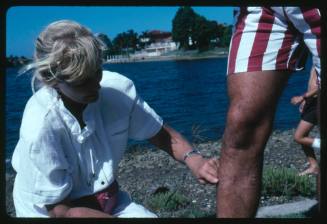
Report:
302,94,308,100
183,149,202,162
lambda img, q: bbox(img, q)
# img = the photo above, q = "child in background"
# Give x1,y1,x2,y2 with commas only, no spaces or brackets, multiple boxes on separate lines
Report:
291,67,320,176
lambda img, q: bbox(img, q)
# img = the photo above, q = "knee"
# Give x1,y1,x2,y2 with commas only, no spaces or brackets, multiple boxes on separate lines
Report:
293,135,301,144
224,104,271,149
293,132,304,144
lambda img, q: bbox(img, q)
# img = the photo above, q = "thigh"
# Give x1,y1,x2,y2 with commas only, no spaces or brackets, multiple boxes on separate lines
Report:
227,70,290,119
295,120,315,138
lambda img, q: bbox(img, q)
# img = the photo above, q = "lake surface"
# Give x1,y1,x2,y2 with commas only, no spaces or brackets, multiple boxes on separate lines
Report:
5,57,311,162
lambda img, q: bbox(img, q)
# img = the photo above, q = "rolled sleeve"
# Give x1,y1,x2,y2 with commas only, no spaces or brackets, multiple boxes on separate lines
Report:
127,84,163,141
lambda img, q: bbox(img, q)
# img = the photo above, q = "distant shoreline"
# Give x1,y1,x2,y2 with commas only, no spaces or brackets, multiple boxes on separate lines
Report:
104,54,228,64
104,48,229,64
6,49,229,67
104,55,227,64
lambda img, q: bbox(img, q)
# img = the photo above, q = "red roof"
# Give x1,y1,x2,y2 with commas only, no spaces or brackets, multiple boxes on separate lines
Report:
147,30,171,39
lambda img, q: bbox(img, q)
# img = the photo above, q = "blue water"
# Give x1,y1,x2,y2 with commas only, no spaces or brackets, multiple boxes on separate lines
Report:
5,57,311,163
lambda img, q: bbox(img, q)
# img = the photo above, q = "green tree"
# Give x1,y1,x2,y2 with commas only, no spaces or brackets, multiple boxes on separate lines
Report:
96,33,113,59
112,29,138,55
192,16,220,51
172,6,197,50
172,6,230,51
126,29,138,51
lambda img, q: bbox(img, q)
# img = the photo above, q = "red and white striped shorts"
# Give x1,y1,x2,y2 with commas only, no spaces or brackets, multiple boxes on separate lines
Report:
227,7,321,80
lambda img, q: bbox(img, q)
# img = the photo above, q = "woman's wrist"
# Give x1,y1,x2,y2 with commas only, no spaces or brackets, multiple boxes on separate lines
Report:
183,149,202,162
182,149,204,168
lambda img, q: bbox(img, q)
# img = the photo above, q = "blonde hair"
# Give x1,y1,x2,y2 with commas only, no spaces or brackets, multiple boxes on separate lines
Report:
21,20,106,91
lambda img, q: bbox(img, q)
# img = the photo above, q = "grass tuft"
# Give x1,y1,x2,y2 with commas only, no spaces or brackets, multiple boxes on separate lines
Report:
146,190,190,212
262,166,316,198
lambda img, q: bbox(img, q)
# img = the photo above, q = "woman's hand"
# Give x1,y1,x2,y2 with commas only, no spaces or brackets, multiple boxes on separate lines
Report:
291,96,304,105
185,156,219,184
148,124,219,184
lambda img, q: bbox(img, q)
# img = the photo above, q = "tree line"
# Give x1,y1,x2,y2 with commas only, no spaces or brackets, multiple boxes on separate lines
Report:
7,6,232,65
97,6,232,58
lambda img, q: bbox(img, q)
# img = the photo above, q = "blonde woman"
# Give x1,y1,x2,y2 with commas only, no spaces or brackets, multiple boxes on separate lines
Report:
11,20,219,218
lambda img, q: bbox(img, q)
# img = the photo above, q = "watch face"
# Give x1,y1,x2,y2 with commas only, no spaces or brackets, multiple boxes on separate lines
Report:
183,149,202,162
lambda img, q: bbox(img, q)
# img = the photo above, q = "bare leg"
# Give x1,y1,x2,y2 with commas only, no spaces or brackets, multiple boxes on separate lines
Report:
298,147,319,176
294,120,315,147
294,120,319,176
216,71,290,218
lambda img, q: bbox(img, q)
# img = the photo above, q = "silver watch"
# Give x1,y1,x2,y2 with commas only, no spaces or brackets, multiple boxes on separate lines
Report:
183,149,202,162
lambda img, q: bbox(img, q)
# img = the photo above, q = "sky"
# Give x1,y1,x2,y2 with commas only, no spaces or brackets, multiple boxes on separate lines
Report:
6,6,233,57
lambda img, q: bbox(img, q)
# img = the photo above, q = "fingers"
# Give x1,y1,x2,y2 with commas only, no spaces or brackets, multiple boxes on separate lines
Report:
204,172,219,184
208,158,220,169
291,96,303,105
198,179,206,184
204,159,219,176
292,100,299,105
291,97,298,104
197,158,220,184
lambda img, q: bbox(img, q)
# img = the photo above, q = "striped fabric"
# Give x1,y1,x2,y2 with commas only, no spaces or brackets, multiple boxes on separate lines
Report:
227,7,321,80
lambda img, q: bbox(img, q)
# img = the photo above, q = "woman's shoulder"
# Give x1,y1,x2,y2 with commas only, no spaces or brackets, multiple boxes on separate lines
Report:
100,70,134,90
99,70,137,101
98,70,137,114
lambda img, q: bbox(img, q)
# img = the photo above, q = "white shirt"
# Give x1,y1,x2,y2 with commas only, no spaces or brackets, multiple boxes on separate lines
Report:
11,70,163,217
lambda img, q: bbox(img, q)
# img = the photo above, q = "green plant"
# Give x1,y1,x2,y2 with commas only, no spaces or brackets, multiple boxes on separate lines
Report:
262,166,316,198
146,190,190,212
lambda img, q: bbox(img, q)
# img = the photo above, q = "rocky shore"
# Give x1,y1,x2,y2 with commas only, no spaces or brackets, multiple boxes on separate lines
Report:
5,128,320,217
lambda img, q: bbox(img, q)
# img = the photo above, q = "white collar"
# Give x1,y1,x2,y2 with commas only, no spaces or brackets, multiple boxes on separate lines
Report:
45,87,98,144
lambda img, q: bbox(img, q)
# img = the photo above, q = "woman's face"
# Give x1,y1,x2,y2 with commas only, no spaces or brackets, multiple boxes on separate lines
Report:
56,68,103,104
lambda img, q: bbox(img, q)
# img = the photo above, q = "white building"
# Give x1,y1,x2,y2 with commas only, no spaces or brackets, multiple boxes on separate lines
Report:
143,40,177,56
